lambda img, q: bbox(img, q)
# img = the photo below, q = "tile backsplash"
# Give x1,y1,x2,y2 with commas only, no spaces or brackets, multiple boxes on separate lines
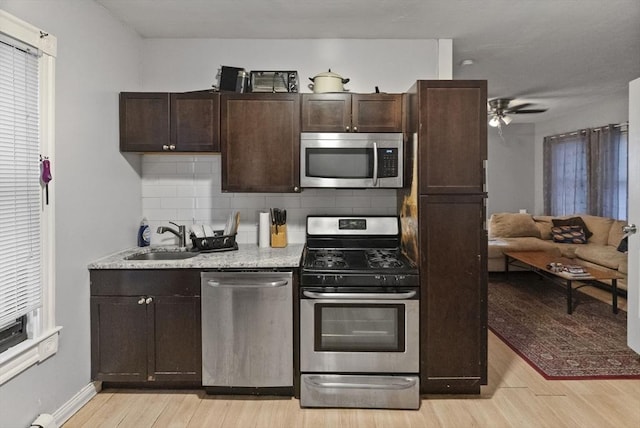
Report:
142,155,398,245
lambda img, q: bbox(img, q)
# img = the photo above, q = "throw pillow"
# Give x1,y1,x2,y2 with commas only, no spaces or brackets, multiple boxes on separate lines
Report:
489,213,541,238
551,225,587,244
552,217,593,239
617,236,628,253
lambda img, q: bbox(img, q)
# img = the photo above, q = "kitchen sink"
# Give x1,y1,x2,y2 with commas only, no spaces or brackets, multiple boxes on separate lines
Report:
125,250,198,261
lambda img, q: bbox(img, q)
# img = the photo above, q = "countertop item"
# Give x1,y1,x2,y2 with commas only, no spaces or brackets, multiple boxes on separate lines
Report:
87,244,304,270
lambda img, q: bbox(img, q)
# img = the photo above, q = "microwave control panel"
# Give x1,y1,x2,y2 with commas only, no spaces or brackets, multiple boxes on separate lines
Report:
377,148,399,177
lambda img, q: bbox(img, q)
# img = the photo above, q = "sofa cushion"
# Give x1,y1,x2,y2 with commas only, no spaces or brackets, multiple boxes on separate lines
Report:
533,216,554,240
488,237,560,258
579,215,615,245
574,244,627,271
607,219,627,247
618,258,628,275
489,213,541,239
552,216,593,239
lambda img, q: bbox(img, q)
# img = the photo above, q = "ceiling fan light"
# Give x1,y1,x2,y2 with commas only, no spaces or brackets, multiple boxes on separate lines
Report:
488,116,500,127
501,115,512,125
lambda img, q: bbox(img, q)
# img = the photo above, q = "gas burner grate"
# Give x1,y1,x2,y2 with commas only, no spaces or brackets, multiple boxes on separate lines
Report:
313,258,347,269
366,250,404,269
314,250,345,258
310,250,348,269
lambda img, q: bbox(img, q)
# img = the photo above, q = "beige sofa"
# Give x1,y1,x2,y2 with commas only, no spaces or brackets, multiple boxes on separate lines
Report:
488,213,628,290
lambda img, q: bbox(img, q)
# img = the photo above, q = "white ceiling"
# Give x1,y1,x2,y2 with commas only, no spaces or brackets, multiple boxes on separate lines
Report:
96,0,640,124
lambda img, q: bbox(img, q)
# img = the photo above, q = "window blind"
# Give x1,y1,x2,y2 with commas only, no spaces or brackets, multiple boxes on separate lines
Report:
0,37,41,329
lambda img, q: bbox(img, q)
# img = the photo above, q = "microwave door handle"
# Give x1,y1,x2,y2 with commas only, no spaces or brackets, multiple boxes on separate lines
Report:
372,141,379,187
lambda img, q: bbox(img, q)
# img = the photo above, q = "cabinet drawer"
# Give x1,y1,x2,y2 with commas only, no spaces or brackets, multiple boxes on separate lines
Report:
90,269,201,296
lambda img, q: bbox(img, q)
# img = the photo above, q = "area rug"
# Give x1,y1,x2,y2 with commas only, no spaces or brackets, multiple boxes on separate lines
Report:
488,272,640,380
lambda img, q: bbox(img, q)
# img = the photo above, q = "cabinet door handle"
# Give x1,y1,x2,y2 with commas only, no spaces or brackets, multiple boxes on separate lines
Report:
353,126,358,132
345,125,350,132
145,297,153,304
162,144,170,151
169,144,176,151
137,297,145,305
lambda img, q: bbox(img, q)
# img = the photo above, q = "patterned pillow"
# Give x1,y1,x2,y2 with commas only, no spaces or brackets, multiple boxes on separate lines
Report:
552,217,593,239
551,225,587,244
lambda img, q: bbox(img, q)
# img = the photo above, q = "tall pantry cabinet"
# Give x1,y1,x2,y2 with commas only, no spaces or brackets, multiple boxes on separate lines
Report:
400,80,488,394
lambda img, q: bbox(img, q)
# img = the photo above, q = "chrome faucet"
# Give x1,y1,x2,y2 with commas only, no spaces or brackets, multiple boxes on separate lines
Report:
157,221,187,248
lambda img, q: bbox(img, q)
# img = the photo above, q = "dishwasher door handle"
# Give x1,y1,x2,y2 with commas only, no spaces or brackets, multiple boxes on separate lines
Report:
206,279,288,289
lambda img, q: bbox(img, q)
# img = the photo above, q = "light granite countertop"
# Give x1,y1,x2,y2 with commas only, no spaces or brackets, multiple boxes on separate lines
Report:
88,244,305,270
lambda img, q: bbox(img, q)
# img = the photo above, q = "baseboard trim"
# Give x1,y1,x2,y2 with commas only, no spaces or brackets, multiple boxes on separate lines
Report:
53,380,102,426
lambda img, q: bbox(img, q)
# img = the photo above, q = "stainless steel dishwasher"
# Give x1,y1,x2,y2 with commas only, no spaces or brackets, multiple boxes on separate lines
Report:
201,271,293,393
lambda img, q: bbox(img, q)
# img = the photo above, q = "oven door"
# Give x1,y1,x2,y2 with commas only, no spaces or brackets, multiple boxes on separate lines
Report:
300,133,403,188
300,289,419,373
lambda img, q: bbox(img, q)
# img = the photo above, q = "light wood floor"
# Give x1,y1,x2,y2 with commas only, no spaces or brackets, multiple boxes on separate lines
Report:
64,288,639,428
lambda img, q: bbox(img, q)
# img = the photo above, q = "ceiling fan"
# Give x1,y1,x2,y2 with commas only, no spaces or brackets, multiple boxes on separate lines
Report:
487,98,548,128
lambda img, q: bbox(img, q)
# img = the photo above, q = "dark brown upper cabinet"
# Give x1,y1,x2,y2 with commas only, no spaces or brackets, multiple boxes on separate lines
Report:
120,91,220,153
221,93,301,193
301,93,403,133
416,81,487,194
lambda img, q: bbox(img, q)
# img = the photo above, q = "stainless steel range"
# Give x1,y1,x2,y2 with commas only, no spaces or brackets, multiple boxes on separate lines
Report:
299,216,420,410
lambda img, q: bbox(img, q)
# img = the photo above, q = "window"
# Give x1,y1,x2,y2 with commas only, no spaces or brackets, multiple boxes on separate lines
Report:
543,124,628,220
0,33,41,352
0,10,58,385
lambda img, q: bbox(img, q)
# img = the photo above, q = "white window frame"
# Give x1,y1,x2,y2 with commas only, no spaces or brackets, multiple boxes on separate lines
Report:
0,10,59,385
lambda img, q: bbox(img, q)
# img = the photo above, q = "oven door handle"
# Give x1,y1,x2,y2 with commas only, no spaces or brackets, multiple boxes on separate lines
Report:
302,290,416,300
304,375,417,391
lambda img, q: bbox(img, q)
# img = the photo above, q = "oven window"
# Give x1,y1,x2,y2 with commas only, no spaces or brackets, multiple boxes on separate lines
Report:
306,148,373,178
314,303,405,352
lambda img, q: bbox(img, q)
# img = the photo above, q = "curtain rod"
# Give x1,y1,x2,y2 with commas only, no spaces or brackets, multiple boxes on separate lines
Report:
546,122,628,139
591,122,628,132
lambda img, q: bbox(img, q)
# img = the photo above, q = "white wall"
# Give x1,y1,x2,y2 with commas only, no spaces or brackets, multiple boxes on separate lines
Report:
486,124,536,215
533,92,630,214
0,2,142,427
140,39,440,246
139,38,439,93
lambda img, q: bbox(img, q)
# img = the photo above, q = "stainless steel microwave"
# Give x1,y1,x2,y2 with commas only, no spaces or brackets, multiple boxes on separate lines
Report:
300,132,403,188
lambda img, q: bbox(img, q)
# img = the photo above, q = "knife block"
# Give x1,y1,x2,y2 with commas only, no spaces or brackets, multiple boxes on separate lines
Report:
270,224,287,248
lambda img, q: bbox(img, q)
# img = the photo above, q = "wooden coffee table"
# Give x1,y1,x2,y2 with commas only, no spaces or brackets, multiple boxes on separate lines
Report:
504,251,623,314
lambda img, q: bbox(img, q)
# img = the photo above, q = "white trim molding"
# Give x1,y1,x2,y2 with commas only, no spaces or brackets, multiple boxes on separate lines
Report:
0,327,61,384
0,9,57,56
53,381,102,426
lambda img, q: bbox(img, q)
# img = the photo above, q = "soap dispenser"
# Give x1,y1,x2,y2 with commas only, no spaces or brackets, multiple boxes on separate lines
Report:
138,217,150,247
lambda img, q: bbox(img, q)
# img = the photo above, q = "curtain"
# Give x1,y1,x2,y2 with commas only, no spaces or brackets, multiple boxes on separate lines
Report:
543,131,589,216
590,125,628,219
543,125,628,220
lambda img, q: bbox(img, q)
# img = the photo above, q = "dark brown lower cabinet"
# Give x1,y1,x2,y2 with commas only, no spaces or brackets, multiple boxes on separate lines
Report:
90,270,201,386
419,194,487,394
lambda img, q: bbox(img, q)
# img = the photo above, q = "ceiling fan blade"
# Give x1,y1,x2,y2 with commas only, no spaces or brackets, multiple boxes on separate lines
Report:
510,108,548,114
504,103,533,112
